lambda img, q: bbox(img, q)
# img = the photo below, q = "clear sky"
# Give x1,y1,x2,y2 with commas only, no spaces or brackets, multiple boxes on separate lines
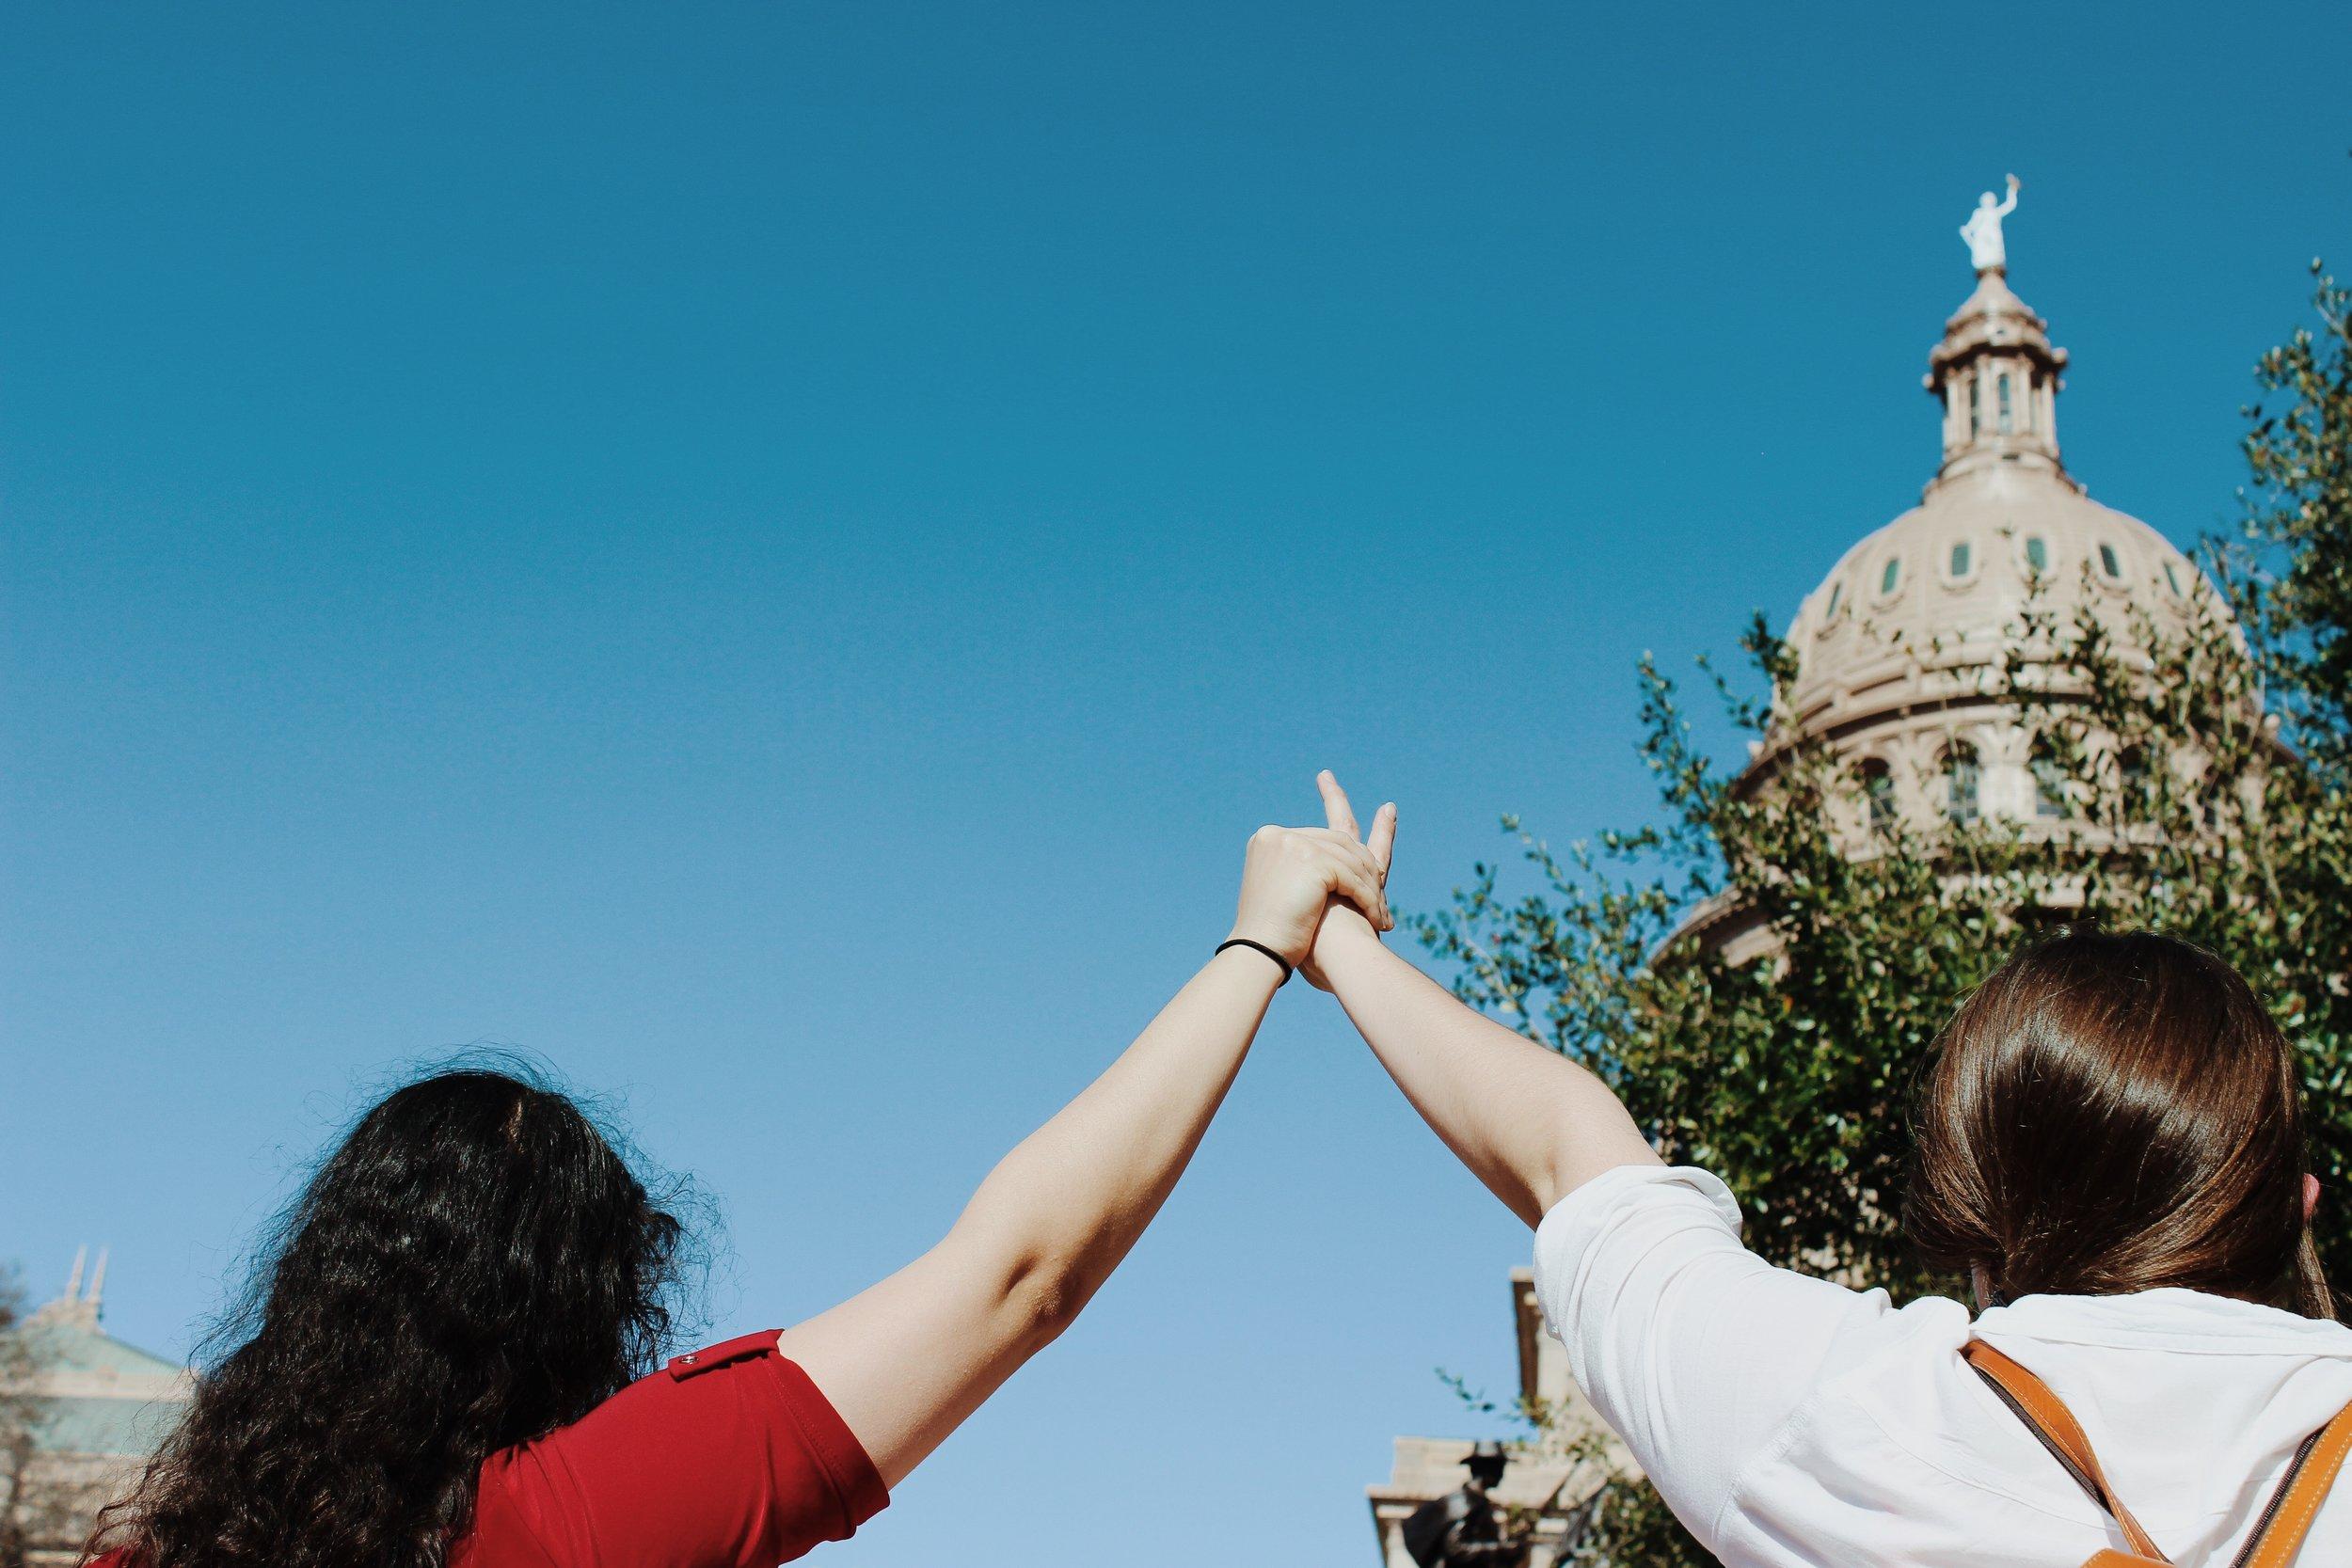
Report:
4,3,2346,1563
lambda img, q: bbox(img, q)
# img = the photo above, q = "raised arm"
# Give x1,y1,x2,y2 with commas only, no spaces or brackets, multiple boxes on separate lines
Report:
776,818,1391,1487
1305,773,1659,1227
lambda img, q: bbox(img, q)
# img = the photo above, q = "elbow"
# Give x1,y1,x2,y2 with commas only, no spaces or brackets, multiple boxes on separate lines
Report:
997,1249,1092,1349
946,1215,1097,1353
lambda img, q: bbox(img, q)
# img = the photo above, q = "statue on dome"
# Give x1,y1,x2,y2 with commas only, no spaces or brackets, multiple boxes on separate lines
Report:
1960,174,2021,273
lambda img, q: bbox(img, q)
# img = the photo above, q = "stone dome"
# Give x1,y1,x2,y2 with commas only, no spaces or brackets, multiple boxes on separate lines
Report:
1772,262,2223,752
1780,463,2217,744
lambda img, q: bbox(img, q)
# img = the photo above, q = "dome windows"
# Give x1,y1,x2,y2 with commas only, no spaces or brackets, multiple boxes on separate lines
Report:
1996,373,2014,434
2119,747,2152,813
1936,538,1981,594
1879,557,1902,596
2031,741,2072,820
2163,562,2185,596
1814,580,1846,639
1860,760,1897,832
2099,543,2124,580
1943,744,1981,826
2024,535,2050,576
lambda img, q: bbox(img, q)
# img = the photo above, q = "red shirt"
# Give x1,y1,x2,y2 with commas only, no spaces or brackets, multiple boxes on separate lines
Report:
98,1333,888,1568
460,1333,887,1568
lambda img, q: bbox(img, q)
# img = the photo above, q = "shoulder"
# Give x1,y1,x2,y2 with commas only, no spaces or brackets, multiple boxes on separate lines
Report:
1530,1164,1748,1323
1526,1164,1966,1550
465,1332,888,1568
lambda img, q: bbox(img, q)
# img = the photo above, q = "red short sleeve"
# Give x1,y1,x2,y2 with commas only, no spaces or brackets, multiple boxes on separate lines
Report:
458,1332,889,1568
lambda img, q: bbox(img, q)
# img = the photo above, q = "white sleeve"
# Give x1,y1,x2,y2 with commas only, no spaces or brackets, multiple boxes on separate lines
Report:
1532,1164,1892,1544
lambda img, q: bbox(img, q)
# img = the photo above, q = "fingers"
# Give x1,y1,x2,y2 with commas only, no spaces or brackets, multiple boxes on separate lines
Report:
1367,801,1397,880
1316,769,1359,839
1309,835,1391,929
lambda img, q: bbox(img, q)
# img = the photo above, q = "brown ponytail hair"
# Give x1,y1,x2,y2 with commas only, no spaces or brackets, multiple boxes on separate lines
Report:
1906,928,2333,1319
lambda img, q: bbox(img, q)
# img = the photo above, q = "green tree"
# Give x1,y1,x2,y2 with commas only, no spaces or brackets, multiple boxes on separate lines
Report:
2235,262,2352,762
1,1268,40,1568
1419,268,2352,1565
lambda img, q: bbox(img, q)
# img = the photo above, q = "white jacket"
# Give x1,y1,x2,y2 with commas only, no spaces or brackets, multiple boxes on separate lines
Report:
1533,1165,2352,1565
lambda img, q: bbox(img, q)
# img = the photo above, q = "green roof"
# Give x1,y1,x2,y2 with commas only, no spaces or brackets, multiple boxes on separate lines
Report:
9,1300,191,1458
17,1315,185,1382
28,1393,183,1456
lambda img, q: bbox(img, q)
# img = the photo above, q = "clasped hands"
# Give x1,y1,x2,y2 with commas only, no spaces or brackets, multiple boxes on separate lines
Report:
1226,770,1399,991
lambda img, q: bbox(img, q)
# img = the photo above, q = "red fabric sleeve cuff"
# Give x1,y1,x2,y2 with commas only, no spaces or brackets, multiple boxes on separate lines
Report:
764,1353,891,1535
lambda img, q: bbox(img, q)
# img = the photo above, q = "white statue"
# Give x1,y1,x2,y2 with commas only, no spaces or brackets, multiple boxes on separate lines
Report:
1960,174,2021,272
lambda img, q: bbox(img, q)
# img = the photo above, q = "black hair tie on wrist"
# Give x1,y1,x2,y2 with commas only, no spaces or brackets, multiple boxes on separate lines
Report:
1216,937,1294,986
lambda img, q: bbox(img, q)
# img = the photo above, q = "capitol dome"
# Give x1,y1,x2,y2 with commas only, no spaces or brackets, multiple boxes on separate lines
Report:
1757,246,2225,813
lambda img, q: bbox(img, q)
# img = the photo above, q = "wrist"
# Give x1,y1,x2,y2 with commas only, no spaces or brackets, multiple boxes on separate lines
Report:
1216,933,1295,986
1313,915,1389,979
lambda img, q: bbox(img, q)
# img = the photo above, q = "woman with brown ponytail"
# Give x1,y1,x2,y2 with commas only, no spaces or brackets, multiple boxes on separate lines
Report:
1307,770,2352,1566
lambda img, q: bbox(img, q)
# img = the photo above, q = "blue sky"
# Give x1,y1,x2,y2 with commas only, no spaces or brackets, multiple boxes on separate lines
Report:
4,3,2346,1563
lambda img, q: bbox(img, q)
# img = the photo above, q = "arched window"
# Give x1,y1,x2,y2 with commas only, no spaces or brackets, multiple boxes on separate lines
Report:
2163,562,2185,596
2099,543,2124,579
2119,747,2151,813
1944,744,1980,826
2025,535,2050,575
2032,741,2072,820
1823,582,1842,619
1880,557,1902,595
1861,760,1897,832
1968,375,1981,434
1949,541,1972,578
1997,373,2014,434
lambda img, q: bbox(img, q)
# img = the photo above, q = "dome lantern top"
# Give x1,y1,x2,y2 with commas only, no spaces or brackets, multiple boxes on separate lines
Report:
1924,177,2072,493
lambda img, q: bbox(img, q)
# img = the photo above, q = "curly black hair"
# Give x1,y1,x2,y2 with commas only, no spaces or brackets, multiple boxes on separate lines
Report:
93,1062,701,1568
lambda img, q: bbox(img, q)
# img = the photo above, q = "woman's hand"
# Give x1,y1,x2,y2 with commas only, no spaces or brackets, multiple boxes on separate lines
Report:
1297,771,1396,990
1229,788,1394,971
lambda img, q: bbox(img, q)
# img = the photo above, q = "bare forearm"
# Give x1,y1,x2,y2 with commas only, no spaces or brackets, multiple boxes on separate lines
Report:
779,813,1389,1488
780,948,1281,1484
1319,925,1658,1227
952,946,1280,1312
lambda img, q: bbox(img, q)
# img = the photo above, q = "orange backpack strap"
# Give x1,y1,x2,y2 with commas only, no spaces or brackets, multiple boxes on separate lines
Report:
2237,1399,2352,1568
1963,1340,2170,1562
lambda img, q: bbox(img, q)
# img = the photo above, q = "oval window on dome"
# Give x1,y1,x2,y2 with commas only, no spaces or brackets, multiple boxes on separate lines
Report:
1824,582,1843,619
2164,562,2184,596
2099,543,2123,580
1880,558,1901,595
1949,541,1973,578
2025,535,2050,575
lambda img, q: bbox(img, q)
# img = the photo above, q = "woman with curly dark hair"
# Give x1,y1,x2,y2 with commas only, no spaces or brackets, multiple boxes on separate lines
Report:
87,809,1395,1568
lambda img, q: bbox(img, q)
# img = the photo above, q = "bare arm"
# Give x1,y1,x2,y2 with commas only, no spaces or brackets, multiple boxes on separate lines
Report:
777,820,1391,1487
1307,774,1659,1228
